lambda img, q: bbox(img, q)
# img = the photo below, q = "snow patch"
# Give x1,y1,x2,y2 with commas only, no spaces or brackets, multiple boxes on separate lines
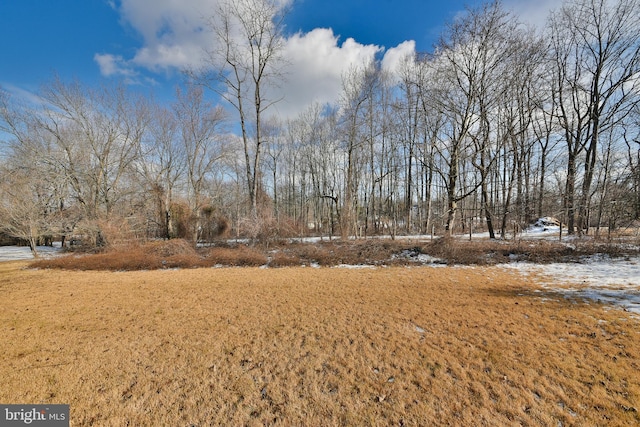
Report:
392,249,445,265
332,264,377,269
502,256,640,314
0,245,62,262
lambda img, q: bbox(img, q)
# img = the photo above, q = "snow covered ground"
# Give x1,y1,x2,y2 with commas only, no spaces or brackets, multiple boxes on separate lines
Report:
0,245,62,262
501,255,640,315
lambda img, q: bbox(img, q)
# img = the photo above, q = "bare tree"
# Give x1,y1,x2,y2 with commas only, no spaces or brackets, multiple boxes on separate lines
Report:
198,0,287,214
174,85,228,243
627,108,640,220
548,0,640,234
496,28,546,236
337,62,380,239
41,78,149,225
532,80,562,220
262,116,284,217
0,93,54,255
137,104,185,239
0,87,68,253
0,164,53,257
429,3,516,235
285,103,341,237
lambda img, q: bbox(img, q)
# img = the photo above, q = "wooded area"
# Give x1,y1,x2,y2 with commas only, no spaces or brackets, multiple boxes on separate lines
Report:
1,0,639,256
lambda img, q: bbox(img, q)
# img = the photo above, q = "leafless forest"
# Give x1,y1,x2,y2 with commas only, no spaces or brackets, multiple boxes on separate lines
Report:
1,0,639,255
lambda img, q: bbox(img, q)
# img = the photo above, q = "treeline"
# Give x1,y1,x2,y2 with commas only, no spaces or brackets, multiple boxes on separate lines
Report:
1,0,639,255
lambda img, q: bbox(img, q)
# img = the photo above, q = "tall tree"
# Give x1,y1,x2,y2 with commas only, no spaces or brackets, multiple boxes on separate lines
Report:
199,0,286,214
1,86,81,248
41,79,148,222
174,85,228,243
137,104,185,239
0,162,53,257
548,0,640,234
431,1,522,235
338,63,379,239
0,90,58,255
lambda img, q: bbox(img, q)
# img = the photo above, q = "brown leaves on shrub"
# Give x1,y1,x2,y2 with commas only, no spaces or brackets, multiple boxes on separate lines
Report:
32,240,205,271
269,240,416,266
29,236,640,271
205,246,267,267
140,239,198,258
267,251,300,267
420,237,640,265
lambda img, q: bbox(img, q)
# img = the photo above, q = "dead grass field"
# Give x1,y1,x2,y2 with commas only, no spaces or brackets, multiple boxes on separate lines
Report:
0,261,639,426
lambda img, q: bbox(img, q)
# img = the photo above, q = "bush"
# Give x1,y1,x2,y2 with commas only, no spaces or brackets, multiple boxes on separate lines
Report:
32,239,203,271
204,246,267,267
29,235,640,271
268,251,301,267
141,239,199,258
419,238,512,265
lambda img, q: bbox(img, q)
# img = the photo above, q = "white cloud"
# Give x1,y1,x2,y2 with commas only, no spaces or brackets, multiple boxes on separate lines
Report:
113,0,298,71
503,0,560,30
381,40,416,82
94,53,136,77
102,0,416,117
272,28,382,118
116,0,217,70
132,42,208,71
0,83,44,107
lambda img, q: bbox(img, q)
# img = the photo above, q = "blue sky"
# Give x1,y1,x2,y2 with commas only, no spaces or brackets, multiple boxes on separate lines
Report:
1,1,125,87
0,0,558,113
285,0,472,52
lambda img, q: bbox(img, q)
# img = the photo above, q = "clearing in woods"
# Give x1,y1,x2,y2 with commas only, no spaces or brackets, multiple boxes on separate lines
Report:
0,261,638,426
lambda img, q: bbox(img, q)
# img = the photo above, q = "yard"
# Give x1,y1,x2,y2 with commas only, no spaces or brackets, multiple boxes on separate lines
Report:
1,261,638,425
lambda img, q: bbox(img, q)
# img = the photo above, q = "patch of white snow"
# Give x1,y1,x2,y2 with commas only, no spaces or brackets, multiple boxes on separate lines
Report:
502,256,640,314
332,264,377,269
0,245,62,262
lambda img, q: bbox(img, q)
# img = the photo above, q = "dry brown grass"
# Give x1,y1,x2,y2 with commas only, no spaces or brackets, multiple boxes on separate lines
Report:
1,261,638,426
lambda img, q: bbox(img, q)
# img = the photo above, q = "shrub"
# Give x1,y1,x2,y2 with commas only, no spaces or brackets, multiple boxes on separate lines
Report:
142,239,198,258
421,237,512,265
288,242,340,266
32,250,162,271
204,246,268,267
268,251,301,267
30,234,640,271
32,239,202,271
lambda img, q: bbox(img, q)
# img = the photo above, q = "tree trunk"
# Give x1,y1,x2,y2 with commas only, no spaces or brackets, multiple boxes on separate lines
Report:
481,179,495,239
565,152,577,234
